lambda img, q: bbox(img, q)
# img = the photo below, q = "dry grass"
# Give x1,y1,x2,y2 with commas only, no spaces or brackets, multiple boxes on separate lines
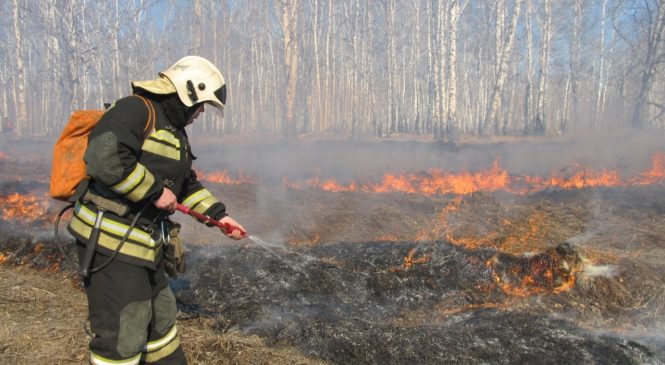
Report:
0,265,88,364
180,316,326,365
0,264,326,365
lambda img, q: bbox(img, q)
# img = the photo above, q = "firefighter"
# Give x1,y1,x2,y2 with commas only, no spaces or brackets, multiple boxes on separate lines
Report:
67,55,246,364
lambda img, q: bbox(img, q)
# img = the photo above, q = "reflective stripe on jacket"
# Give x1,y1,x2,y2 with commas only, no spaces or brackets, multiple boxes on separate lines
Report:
69,94,227,268
68,200,159,268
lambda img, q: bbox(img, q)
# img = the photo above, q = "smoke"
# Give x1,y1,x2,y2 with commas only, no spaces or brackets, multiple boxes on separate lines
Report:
582,264,619,278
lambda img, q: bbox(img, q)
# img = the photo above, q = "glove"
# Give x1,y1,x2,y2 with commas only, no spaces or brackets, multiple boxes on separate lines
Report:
164,222,186,278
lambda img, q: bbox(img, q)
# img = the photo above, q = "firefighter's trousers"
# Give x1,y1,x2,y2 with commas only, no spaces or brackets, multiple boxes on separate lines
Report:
77,242,187,365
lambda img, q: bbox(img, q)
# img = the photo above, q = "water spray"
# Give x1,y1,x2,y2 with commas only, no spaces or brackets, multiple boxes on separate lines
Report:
175,203,286,257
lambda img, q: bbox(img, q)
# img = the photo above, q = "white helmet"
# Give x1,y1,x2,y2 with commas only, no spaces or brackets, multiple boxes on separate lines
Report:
159,56,227,110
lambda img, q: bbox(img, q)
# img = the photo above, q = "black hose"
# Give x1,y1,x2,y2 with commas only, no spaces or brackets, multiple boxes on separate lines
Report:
54,203,75,267
88,204,149,274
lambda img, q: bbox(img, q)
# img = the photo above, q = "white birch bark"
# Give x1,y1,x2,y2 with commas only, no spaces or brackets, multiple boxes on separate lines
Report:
426,0,434,134
413,0,421,134
483,0,522,135
279,0,300,139
522,0,534,134
594,0,607,128
534,0,552,134
433,0,448,139
312,0,323,133
387,0,397,134
324,0,333,132
11,0,27,136
446,0,469,137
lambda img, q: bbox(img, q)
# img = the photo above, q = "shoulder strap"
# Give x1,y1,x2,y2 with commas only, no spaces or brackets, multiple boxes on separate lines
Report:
133,95,156,137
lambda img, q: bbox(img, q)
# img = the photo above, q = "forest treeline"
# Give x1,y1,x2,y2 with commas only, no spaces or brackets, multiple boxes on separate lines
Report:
1,0,664,139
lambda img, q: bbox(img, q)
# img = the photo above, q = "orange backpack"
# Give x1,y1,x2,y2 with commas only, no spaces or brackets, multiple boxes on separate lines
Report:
50,95,155,201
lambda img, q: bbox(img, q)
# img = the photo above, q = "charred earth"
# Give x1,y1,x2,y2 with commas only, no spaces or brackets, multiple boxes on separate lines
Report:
1,137,665,364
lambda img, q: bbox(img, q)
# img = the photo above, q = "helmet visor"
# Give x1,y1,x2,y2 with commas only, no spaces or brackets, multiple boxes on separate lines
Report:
214,84,227,106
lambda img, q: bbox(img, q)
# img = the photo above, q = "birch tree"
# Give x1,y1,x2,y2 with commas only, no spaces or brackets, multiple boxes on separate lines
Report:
3,0,665,138
446,0,469,138
561,0,582,132
629,0,665,128
521,1,534,134
0,65,8,133
311,0,323,133
482,0,522,135
533,0,552,134
11,0,27,136
594,0,608,128
432,0,448,140
387,0,397,135
279,0,300,139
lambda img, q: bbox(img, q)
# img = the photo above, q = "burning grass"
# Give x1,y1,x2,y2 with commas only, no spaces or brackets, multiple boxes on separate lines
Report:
169,179,665,362
206,152,665,197
1,139,665,363
0,192,49,223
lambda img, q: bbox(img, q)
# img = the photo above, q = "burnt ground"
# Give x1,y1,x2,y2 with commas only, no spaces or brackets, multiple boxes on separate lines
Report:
1,137,665,364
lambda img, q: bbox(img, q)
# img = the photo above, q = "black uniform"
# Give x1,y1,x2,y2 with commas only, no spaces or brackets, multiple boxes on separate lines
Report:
68,92,226,365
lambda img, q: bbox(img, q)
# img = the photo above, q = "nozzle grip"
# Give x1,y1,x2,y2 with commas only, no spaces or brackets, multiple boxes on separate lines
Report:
176,204,246,237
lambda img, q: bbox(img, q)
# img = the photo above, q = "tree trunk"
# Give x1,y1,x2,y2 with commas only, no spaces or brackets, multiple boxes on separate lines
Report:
433,0,448,140
482,0,522,135
413,0,421,134
594,0,607,128
632,0,665,128
570,0,582,131
522,1,534,134
312,0,323,134
11,0,27,136
387,0,397,135
280,0,300,139
534,0,552,134
426,0,434,135
446,0,468,138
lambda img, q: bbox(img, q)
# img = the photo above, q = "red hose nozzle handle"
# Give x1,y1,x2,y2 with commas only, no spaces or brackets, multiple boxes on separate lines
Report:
176,204,246,238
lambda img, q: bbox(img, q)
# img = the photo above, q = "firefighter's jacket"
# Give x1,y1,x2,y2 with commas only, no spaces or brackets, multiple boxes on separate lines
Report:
67,94,226,269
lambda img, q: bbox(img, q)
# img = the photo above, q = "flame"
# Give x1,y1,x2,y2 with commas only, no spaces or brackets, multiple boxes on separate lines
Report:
0,253,7,264
32,243,44,254
486,243,581,297
403,248,430,269
516,164,622,192
195,168,258,185
281,153,665,196
390,248,430,272
436,197,503,250
1,192,49,222
429,195,579,296
629,152,665,185
193,153,665,196
493,262,578,297
288,232,321,247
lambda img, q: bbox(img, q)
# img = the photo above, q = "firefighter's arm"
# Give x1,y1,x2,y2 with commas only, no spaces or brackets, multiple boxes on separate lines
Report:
83,96,164,203
179,170,246,239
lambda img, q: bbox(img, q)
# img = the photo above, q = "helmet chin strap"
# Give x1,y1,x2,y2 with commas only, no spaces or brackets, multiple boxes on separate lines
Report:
185,103,204,125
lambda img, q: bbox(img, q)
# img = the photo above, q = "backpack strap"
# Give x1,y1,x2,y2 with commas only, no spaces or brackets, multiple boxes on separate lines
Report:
134,95,156,137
